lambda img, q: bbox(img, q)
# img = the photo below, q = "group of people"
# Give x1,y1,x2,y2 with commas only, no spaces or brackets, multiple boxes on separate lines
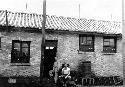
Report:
51,57,71,86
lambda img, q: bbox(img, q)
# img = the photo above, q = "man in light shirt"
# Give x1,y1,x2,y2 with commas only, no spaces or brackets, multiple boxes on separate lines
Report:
60,63,71,86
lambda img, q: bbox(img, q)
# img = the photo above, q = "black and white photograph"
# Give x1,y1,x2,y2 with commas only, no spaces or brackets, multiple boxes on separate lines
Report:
0,0,123,87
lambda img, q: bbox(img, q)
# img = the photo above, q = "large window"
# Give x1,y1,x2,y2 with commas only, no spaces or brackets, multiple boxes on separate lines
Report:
103,37,117,53
79,35,94,52
11,40,31,63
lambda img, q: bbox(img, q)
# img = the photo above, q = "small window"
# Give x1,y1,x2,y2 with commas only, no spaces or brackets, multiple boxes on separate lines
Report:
45,46,54,49
11,40,31,64
79,35,94,52
103,37,117,53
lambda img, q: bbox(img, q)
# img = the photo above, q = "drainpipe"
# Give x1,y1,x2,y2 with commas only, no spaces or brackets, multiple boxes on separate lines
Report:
40,0,46,84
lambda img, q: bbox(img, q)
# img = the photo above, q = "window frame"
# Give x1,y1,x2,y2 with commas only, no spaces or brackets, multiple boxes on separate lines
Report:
11,40,31,64
103,36,117,53
79,34,94,52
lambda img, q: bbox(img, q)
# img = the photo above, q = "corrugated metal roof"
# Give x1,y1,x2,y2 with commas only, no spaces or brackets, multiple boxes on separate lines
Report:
0,10,122,34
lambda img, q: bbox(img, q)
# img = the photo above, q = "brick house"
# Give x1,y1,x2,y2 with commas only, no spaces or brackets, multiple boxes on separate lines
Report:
0,10,122,85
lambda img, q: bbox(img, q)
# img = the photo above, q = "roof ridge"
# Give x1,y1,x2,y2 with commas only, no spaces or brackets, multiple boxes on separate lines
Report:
0,9,121,23
0,10,43,16
96,19,121,24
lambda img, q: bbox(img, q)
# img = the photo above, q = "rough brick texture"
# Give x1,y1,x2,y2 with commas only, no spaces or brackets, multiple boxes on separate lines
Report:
0,30,122,77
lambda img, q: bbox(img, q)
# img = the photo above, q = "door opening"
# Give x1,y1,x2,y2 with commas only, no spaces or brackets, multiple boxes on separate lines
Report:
43,40,57,78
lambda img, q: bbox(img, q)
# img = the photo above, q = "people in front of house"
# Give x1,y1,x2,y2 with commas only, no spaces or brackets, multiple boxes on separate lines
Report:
59,63,71,86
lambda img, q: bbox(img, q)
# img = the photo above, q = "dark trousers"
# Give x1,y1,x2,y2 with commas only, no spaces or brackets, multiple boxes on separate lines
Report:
60,75,70,84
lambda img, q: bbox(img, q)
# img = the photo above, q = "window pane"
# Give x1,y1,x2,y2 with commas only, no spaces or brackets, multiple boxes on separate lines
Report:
87,41,92,45
110,42,114,46
87,37,92,40
110,39,114,46
50,47,54,49
46,47,49,49
14,43,20,51
80,37,87,45
80,37,83,44
110,39,114,43
21,48,29,63
22,48,28,54
11,41,21,63
104,38,115,46
22,43,28,47
104,42,110,46
104,39,110,42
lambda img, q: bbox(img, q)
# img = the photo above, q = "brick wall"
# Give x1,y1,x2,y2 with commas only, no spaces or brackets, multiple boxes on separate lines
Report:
0,30,122,77
55,33,123,77
0,31,41,77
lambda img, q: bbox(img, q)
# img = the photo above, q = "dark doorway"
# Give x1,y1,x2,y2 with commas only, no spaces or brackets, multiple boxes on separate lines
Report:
43,40,57,78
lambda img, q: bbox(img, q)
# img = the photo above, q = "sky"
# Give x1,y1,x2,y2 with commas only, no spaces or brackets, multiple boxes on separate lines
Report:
0,0,122,22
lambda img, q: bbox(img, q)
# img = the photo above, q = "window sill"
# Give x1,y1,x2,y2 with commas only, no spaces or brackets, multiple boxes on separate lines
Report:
78,50,94,54
102,52,116,55
10,63,31,66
